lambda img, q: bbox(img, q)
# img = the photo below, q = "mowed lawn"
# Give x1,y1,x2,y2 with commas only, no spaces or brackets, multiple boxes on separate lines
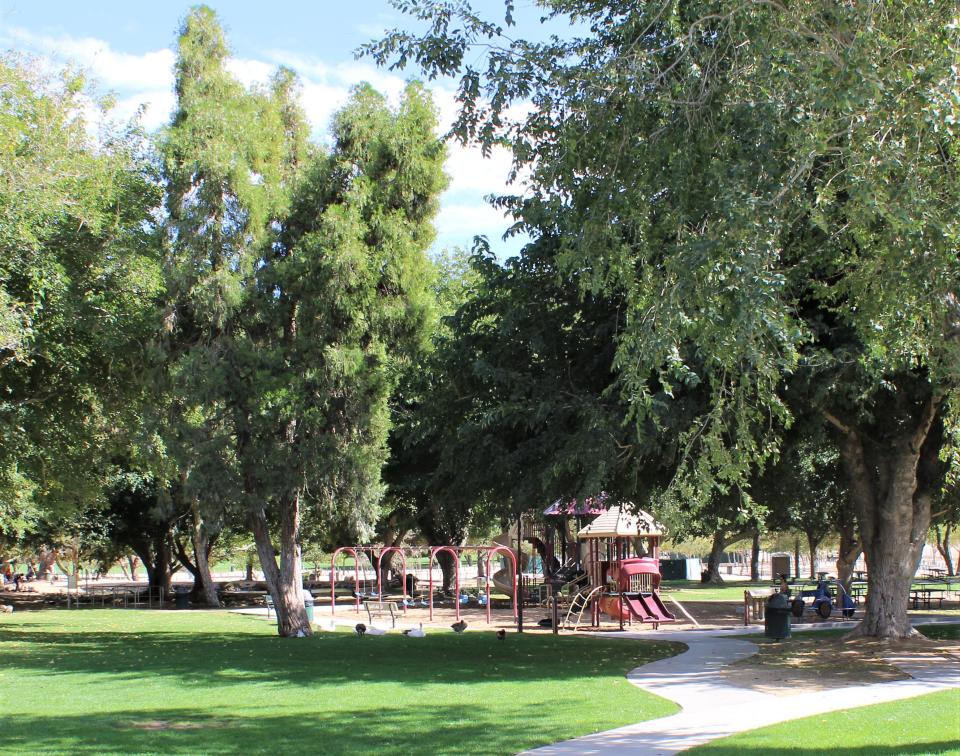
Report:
689,688,960,755
0,610,682,755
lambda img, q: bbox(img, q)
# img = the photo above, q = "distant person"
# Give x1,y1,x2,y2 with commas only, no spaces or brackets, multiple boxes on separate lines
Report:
25,565,35,581
13,573,22,591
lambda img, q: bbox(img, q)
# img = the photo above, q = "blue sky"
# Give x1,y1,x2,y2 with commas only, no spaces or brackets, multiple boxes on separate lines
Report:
0,0,555,259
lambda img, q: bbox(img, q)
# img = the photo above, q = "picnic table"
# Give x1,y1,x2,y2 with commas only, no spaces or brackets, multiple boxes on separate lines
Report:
909,582,947,609
849,580,868,603
221,589,267,601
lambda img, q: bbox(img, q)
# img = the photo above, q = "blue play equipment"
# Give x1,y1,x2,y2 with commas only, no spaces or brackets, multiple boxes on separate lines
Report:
790,578,856,620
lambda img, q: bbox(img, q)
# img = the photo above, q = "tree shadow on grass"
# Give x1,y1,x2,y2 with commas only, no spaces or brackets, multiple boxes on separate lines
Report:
0,705,563,755
0,613,685,688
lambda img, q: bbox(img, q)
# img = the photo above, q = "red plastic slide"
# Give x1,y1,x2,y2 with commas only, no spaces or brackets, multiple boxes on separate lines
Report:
622,593,676,624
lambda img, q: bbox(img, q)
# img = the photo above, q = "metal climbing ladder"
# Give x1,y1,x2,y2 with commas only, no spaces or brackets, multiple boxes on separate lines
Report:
563,585,603,631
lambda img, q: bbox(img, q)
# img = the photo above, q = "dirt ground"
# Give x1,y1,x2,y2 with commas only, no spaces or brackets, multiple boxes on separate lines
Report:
719,633,960,696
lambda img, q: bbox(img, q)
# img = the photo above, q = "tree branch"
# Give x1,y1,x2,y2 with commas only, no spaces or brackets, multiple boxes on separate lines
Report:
909,390,944,456
823,409,853,436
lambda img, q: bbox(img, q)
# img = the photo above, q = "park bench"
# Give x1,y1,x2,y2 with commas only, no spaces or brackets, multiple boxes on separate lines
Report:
364,600,399,628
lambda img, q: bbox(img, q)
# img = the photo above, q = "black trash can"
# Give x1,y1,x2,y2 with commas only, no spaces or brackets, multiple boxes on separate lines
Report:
174,586,190,610
764,592,791,641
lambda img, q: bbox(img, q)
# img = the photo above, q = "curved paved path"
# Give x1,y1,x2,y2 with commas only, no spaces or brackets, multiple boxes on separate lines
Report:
526,623,960,755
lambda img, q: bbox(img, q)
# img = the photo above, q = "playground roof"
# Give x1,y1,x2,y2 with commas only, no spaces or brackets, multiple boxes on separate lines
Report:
577,506,665,538
544,493,610,516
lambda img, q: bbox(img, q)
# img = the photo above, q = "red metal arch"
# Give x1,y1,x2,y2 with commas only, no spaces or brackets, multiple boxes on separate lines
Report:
483,545,519,623
330,547,362,616
375,547,408,615
428,546,462,622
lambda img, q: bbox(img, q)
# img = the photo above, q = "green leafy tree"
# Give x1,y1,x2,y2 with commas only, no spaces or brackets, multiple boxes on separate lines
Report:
102,469,183,593
0,55,163,540
368,0,959,638
757,436,857,583
237,81,445,634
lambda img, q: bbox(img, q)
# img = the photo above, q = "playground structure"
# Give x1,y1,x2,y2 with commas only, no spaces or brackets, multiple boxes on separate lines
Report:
577,505,676,629
326,495,676,631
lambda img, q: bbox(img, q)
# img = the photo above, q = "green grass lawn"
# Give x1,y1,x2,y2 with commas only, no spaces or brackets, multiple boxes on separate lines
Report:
661,580,775,602
688,688,960,755
920,623,960,641
0,609,681,755
664,576,960,607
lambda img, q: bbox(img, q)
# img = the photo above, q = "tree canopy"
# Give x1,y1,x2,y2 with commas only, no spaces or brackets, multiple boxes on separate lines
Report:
367,0,959,637
0,55,162,538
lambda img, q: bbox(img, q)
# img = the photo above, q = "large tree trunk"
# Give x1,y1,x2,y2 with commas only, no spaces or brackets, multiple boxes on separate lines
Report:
705,530,752,584
36,547,56,579
173,529,220,606
144,559,172,595
174,540,201,592
149,540,174,596
750,530,761,582
378,507,410,590
250,500,310,638
705,532,726,584
188,497,220,607
829,393,943,639
933,523,955,576
418,499,468,593
436,550,457,592
132,535,174,596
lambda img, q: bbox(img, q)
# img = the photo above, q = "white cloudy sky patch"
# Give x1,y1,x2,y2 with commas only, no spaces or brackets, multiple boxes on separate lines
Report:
2,23,527,258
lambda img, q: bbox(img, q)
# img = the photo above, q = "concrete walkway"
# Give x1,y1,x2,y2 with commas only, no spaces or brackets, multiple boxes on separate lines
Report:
526,623,960,755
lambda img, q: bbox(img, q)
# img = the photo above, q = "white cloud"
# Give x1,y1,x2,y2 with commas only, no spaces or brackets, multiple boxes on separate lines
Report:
225,57,276,88
437,201,510,231
445,143,516,194
433,204,526,259
6,26,174,92
107,89,175,131
298,79,352,142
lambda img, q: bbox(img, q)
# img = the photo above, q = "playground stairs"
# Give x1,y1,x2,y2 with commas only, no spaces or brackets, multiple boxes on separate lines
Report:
561,571,589,596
